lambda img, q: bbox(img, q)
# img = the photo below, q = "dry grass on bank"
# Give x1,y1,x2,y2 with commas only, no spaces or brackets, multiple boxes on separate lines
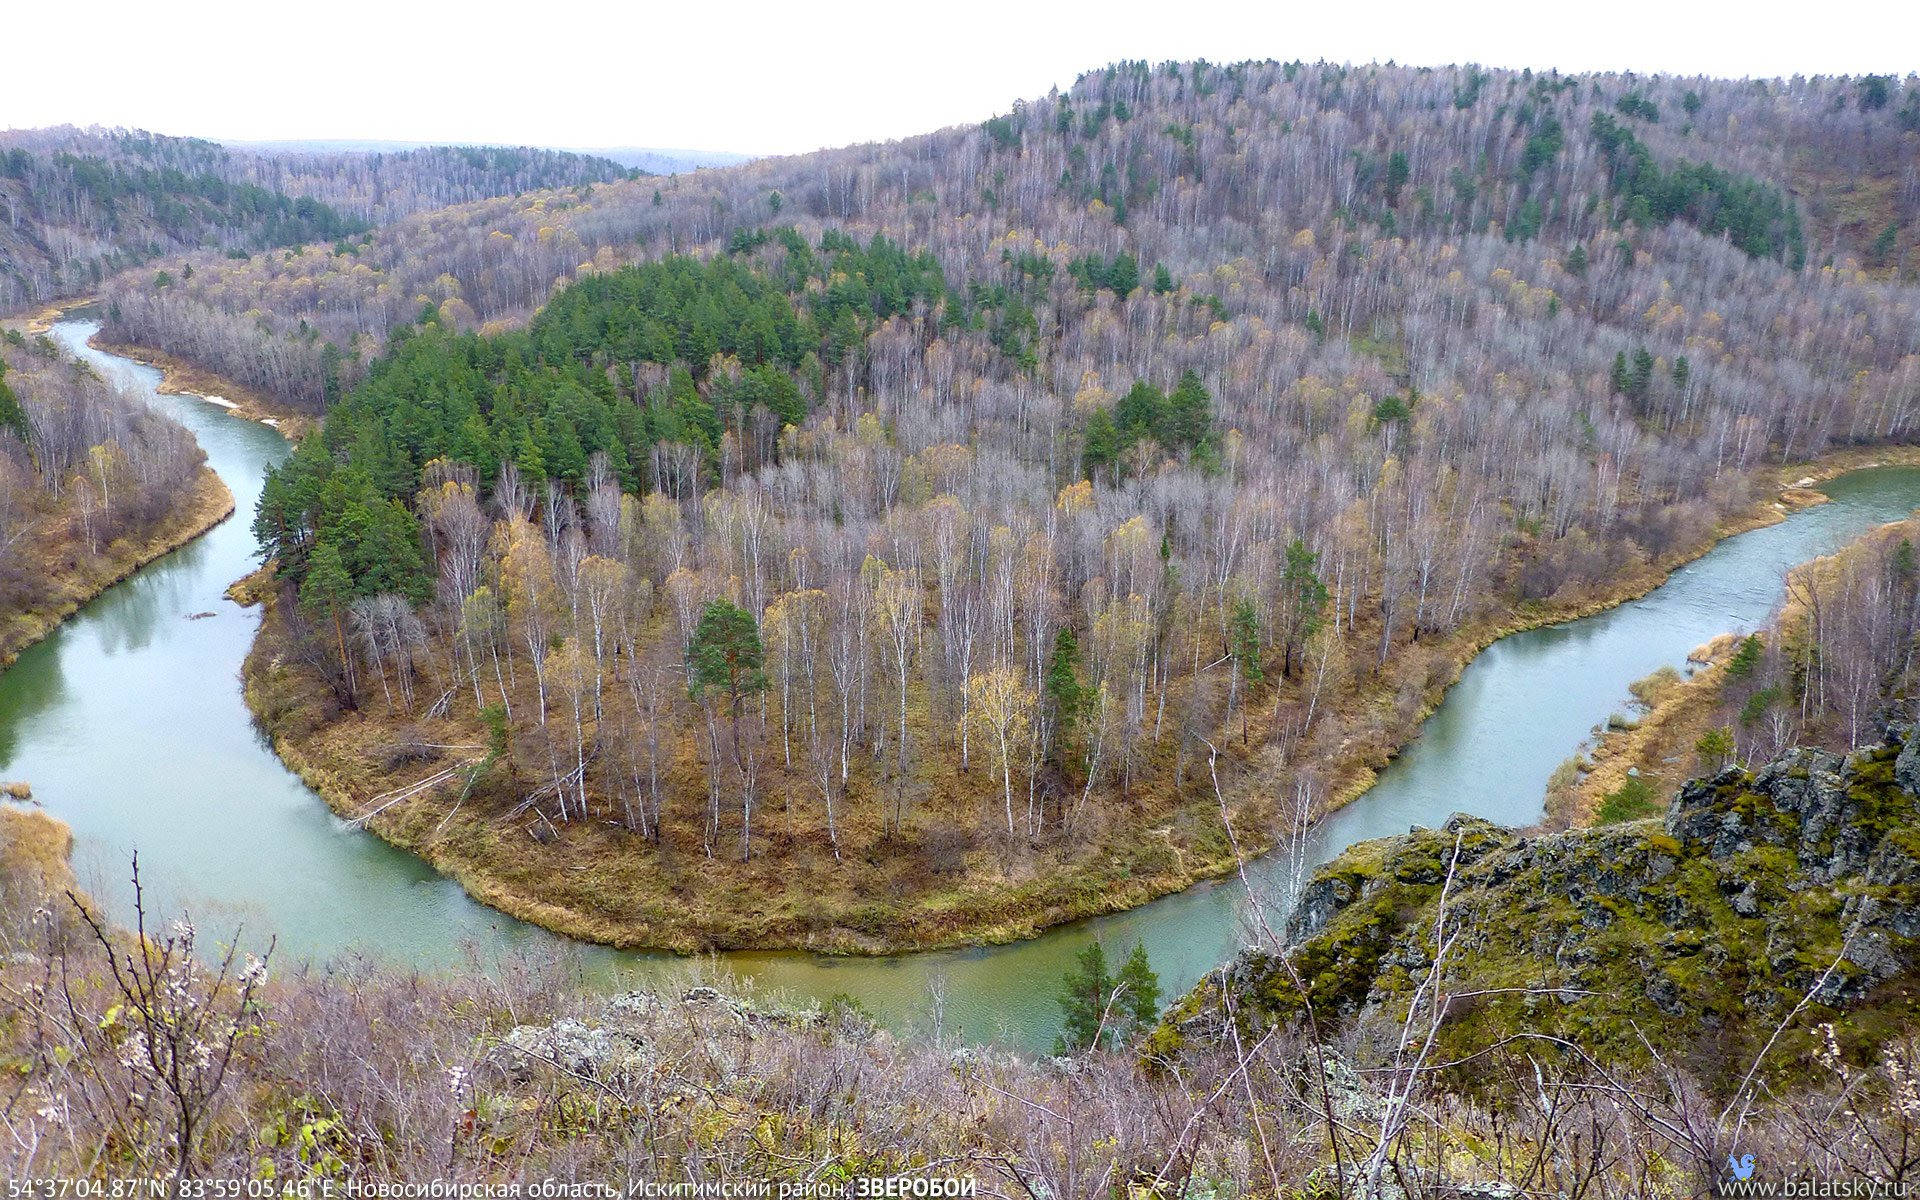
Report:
0,467,234,670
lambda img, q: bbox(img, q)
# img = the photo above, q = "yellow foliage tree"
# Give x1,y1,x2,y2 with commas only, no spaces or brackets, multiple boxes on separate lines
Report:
964,666,1035,836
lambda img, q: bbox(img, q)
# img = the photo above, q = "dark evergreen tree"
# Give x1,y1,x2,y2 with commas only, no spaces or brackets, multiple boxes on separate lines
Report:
1056,940,1161,1052
1279,538,1329,678
1164,370,1214,452
0,361,27,445
1044,627,1087,771
687,600,769,715
1628,347,1656,407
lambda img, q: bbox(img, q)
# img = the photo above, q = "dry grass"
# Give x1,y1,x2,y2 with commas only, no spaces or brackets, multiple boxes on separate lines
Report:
4,296,97,336
0,807,72,889
0,806,88,946
1569,649,1734,825
1774,443,1920,489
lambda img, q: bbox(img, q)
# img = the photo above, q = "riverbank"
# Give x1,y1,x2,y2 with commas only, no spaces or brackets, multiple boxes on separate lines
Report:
1557,641,1737,825
229,449,1894,955
1563,502,1920,823
9,296,96,336
83,336,318,442
240,573,1258,953
0,468,234,672
1298,460,1839,815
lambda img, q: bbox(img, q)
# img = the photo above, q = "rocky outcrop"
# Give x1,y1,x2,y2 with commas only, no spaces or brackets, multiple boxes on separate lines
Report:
1153,727,1920,1069
485,985,841,1086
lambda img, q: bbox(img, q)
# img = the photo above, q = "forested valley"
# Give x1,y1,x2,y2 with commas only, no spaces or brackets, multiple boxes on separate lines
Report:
6,54,1920,1196
107,60,1915,949
0,127,637,310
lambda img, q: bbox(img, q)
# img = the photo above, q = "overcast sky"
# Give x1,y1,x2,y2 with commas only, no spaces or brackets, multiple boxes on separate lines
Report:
8,0,1916,157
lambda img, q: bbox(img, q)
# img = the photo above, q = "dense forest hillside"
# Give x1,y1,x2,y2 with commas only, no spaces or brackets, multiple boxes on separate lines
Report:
163,61,1920,950
0,127,635,309
101,63,1920,410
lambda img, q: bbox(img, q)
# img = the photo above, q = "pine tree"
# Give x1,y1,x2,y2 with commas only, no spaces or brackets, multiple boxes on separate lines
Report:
688,599,771,857
1384,150,1411,207
1055,941,1116,1052
1082,408,1120,480
687,599,769,714
1055,940,1161,1052
1044,627,1086,771
1115,380,1166,446
1696,726,1735,770
1164,370,1214,453
1725,633,1764,679
1230,596,1263,743
300,541,357,700
1872,223,1899,268
1115,943,1162,1030
1279,538,1329,678
1628,348,1656,407
0,361,27,445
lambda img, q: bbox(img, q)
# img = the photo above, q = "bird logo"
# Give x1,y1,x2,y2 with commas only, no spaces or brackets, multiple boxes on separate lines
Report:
1726,1153,1756,1182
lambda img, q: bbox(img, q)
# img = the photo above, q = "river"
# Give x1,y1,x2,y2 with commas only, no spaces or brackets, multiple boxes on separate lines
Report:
5,317,1919,1050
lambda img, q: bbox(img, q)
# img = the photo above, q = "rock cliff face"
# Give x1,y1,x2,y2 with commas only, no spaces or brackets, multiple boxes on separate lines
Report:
1152,728,1920,1076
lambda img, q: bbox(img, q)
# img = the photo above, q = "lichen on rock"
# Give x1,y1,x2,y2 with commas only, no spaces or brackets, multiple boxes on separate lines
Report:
1155,726,1920,1083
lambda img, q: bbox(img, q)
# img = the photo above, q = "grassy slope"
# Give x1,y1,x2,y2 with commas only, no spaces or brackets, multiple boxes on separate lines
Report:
0,807,75,897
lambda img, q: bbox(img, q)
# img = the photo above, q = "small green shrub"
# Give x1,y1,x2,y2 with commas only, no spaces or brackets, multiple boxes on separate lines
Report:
1597,776,1662,824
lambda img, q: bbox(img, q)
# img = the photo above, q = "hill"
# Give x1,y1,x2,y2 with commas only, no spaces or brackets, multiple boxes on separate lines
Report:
223,137,749,174
112,60,1920,952
96,62,1920,411
0,126,637,309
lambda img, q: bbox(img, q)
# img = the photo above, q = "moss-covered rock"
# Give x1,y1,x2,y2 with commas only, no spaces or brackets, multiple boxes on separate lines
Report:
1155,726,1920,1085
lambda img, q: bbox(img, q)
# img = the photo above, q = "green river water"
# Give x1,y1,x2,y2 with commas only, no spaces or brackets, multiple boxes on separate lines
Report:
4,318,1918,1050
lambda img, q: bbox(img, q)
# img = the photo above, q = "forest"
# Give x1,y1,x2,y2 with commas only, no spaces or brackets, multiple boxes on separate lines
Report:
0,329,211,663
0,127,635,310
177,61,1920,949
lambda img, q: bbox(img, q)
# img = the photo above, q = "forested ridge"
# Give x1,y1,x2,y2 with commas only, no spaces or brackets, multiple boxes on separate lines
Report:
0,126,637,310
100,62,1920,411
